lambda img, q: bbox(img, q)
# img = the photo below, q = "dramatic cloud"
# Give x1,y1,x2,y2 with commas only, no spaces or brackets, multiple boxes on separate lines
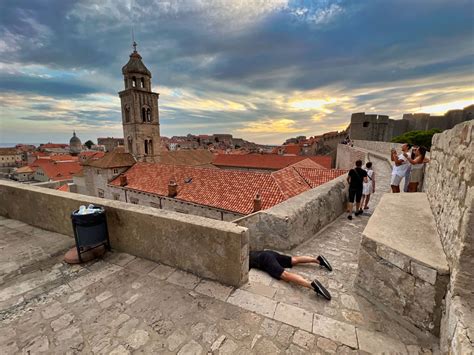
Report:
0,0,472,144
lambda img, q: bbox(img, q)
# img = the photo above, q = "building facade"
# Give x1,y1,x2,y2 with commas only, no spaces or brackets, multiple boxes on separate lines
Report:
119,42,161,162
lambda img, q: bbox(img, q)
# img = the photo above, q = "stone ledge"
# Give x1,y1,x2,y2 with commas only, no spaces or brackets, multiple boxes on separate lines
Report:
356,193,450,336
362,193,449,274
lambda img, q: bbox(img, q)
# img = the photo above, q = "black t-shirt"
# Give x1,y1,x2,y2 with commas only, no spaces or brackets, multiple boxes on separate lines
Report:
348,167,367,190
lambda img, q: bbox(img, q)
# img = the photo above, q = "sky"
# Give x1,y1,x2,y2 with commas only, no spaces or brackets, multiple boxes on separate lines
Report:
0,0,473,145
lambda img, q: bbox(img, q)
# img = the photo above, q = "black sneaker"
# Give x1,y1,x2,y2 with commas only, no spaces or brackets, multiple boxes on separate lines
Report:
355,209,363,216
311,280,331,300
317,255,332,272
347,215,352,220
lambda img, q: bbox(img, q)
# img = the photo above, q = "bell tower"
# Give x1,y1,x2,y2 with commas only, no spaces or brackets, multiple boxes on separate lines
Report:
119,41,160,162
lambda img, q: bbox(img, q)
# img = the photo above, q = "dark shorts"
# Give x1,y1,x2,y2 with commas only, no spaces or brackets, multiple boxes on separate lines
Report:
348,188,363,203
250,251,292,279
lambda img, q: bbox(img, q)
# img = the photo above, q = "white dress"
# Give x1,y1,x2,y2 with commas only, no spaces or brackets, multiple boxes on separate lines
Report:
363,169,374,195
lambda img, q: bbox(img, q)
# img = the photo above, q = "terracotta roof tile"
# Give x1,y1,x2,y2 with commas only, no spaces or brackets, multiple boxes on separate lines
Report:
33,160,82,181
295,168,347,188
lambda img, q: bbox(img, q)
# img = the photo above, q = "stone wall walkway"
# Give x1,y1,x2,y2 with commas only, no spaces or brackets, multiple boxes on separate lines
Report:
0,155,438,354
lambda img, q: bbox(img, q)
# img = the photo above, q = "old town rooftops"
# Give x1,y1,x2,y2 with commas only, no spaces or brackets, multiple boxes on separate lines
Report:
109,162,346,214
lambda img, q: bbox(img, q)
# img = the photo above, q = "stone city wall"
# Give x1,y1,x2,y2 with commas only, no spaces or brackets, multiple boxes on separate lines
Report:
335,144,367,170
424,120,474,353
0,180,249,287
235,174,348,251
352,140,403,156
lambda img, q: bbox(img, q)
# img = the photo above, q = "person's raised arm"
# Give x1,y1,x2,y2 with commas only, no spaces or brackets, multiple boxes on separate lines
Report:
393,152,405,166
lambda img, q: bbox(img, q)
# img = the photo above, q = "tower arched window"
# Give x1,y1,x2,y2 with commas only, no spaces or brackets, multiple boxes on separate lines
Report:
140,78,144,88
127,136,133,153
124,105,130,123
146,108,151,122
142,107,146,122
132,77,137,87
144,139,153,156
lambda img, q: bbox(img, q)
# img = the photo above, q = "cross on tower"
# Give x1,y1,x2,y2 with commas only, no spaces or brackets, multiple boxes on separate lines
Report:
132,41,137,53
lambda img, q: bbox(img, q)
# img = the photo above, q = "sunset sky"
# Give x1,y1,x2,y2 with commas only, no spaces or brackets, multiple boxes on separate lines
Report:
0,0,473,145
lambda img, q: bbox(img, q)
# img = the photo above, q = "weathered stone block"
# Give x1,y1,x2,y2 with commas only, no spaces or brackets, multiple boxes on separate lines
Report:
376,244,411,271
411,262,437,285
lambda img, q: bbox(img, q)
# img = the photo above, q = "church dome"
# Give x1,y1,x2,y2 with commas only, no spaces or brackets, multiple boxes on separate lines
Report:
122,42,151,77
69,131,82,155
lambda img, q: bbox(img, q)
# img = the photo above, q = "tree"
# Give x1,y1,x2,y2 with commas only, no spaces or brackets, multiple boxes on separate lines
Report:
84,140,94,149
391,129,441,150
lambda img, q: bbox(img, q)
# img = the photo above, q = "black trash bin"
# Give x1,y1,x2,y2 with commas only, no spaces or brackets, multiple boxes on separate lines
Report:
71,206,111,262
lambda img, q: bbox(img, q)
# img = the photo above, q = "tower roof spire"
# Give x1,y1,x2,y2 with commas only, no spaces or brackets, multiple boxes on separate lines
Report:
133,41,137,53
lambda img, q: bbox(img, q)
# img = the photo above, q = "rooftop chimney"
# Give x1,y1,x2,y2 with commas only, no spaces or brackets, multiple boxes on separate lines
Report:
119,174,127,187
168,180,178,197
253,193,262,212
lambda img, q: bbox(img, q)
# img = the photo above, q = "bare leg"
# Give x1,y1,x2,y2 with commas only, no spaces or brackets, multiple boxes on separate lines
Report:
364,194,370,208
347,202,353,214
360,195,365,208
291,256,318,265
391,185,400,193
355,201,361,211
280,271,311,288
408,182,418,192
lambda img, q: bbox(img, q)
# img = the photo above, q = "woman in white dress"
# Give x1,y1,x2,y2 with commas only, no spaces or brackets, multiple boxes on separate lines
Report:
361,162,375,209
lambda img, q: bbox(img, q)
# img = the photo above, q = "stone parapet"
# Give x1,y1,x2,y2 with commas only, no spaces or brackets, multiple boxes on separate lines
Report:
0,180,249,287
235,174,348,251
355,193,449,335
352,140,403,156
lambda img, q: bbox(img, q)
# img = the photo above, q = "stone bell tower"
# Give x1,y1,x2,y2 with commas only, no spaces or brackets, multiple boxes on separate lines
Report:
119,41,160,162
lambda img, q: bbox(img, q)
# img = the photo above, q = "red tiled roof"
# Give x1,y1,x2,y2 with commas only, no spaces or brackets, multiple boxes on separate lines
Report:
48,155,78,162
40,143,68,149
109,162,345,214
212,154,332,170
32,159,82,181
15,166,36,174
110,163,283,214
0,147,20,155
295,168,347,188
283,144,301,155
84,150,135,168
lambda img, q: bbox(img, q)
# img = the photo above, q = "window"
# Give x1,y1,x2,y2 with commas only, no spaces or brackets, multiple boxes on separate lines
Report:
96,169,100,175
132,77,137,87
142,106,152,122
113,193,120,201
146,108,151,122
144,140,148,155
142,107,146,122
98,189,104,198
113,168,119,174
124,105,130,123
130,197,139,204
127,136,133,152
141,78,144,88
363,121,370,127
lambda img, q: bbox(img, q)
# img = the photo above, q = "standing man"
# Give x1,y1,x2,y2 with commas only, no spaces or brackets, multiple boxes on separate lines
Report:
390,144,412,193
347,159,368,220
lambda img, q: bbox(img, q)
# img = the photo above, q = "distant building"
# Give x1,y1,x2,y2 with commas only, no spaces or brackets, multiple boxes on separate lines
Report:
349,104,473,142
0,147,22,167
69,131,82,155
97,137,124,152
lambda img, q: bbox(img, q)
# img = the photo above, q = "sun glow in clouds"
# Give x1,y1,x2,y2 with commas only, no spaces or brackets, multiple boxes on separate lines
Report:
238,118,304,133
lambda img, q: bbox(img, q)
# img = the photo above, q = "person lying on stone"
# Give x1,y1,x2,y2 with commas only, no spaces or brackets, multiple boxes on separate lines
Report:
249,250,332,300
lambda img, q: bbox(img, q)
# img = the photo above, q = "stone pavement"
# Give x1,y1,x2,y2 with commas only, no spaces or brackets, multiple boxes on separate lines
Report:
0,156,437,354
